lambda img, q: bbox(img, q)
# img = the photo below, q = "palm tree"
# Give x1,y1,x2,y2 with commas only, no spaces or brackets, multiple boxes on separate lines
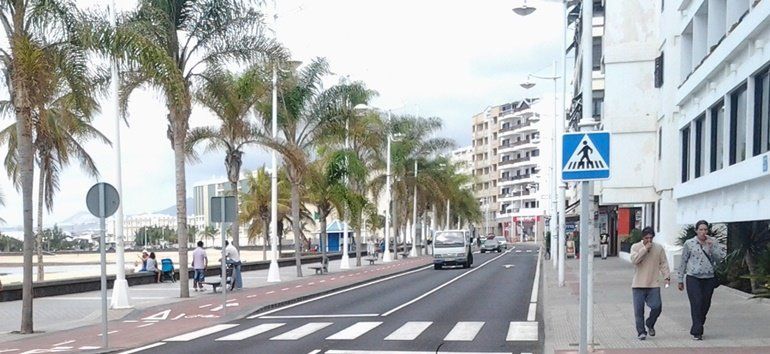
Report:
188,65,268,248
254,58,344,277
239,167,291,260
198,225,217,248
0,0,96,333
103,0,284,298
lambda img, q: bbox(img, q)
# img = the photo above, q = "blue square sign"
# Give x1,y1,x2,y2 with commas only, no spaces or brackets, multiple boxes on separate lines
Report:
562,132,611,181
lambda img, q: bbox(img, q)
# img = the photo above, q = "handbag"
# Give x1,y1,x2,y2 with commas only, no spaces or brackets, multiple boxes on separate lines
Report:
700,244,724,288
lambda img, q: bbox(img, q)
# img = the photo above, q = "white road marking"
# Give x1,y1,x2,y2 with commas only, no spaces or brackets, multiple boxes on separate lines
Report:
384,321,432,341
52,340,75,346
444,322,484,341
506,321,538,341
226,299,237,302
142,309,171,321
199,304,213,309
526,250,533,253
270,322,333,340
325,351,514,354
381,252,510,316
247,295,257,298
123,320,138,323
266,291,275,294
326,322,382,340
516,250,522,253
165,324,239,341
260,314,379,319
78,346,100,350
281,288,290,291
117,342,165,354
51,347,73,350
249,266,431,319
319,280,326,283
309,282,315,285
0,350,18,353
39,296,167,301
137,323,156,328
215,323,285,341
295,285,303,288
527,303,537,321
97,330,119,336
171,313,186,320
308,350,322,354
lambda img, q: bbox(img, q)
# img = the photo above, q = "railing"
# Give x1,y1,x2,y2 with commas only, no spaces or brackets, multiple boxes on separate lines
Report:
500,174,533,182
498,156,530,166
499,121,533,133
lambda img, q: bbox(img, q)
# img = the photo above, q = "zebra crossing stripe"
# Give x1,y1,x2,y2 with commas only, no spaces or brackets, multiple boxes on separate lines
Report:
384,321,432,340
270,322,333,340
443,322,484,341
215,323,285,341
326,322,383,340
506,321,538,341
165,324,239,341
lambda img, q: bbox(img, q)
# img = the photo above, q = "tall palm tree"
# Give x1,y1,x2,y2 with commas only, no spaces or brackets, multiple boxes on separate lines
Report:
102,0,284,298
1,86,108,281
254,58,343,277
0,0,97,333
188,65,268,248
239,167,291,260
198,225,217,247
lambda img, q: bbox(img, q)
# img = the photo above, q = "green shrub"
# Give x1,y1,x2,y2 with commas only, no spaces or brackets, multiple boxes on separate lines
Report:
676,223,726,246
626,228,643,245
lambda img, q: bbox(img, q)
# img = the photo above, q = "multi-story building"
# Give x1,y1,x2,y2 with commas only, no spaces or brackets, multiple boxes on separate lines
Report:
564,0,661,256
107,213,205,247
658,0,770,252
192,172,259,246
471,99,550,242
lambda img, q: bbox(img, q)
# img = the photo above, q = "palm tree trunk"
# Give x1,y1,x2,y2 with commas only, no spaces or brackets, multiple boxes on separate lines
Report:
14,82,35,334
291,180,303,277
320,208,328,269
355,222,362,267
230,181,240,248
36,172,44,281
172,113,190,298
262,217,269,261
746,251,761,293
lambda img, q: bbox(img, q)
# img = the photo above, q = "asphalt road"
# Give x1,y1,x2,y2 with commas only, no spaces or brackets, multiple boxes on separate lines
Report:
127,244,542,354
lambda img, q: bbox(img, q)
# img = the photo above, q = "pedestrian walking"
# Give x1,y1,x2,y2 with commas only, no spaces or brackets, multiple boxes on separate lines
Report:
191,241,207,292
600,232,609,259
677,219,726,340
630,227,670,340
224,240,242,289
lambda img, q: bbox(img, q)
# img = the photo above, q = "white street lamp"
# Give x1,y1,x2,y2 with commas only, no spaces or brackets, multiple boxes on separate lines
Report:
513,0,537,16
410,160,419,257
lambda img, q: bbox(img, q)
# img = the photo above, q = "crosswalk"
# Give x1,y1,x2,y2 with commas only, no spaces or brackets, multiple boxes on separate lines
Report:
162,320,539,344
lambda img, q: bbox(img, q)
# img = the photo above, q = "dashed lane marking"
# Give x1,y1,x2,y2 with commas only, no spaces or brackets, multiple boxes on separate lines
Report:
117,342,165,354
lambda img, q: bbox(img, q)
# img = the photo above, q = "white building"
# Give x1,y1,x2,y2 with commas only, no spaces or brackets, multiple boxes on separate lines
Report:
657,0,770,251
108,213,205,247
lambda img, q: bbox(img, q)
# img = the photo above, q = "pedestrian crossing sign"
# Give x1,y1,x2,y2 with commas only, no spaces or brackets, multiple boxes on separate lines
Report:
562,132,610,181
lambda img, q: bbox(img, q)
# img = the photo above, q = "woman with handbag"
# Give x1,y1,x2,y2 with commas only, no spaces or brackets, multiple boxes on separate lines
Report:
676,220,726,340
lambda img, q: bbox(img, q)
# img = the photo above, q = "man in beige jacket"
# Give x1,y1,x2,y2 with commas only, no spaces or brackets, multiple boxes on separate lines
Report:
630,227,670,340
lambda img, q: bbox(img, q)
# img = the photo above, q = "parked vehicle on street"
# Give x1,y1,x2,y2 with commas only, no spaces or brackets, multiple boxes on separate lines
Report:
433,229,473,269
494,236,508,250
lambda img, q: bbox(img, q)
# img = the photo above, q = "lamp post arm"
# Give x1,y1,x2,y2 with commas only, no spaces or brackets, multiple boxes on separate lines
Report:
529,74,561,81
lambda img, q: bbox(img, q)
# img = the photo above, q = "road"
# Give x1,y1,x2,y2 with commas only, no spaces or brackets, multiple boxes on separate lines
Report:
126,244,542,354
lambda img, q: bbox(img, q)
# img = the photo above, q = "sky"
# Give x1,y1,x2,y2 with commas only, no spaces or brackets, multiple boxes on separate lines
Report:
0,0,563,228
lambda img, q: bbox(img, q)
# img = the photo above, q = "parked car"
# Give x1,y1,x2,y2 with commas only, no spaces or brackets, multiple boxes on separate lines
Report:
494,236,508,250
481,238,502,253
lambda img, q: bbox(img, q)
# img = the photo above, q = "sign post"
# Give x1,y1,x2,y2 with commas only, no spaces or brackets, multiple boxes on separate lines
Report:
210,196,236,315
563,131,610,353
86,182,120,349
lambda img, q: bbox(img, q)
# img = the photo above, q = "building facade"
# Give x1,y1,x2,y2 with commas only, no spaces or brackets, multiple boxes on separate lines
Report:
658,0,770,251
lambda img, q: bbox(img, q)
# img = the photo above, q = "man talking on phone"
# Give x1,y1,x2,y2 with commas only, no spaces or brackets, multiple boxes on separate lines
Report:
629,227,671,340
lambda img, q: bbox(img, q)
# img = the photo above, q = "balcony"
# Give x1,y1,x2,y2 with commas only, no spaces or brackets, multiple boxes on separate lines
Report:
498,121,533,137
498,157,528,166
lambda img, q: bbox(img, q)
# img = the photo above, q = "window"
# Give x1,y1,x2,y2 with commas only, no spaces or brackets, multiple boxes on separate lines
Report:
532,150,540,157
682,126,690,183
654,52,664,88
592,90,604,119
658,128,662,160
592,37,602,71
754,69,770,156
729,83,748,165
710,100,724,171
695,115,705,178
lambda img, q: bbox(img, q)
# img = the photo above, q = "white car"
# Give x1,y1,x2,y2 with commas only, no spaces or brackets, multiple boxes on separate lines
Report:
494,236,508,250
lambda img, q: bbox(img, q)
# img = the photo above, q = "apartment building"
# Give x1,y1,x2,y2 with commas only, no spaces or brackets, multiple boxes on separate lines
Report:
471,99,549,242
564,0,662,256
658,0,770,250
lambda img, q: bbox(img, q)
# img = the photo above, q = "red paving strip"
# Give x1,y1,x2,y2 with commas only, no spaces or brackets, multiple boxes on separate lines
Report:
556,347,770,354
1,257,432,352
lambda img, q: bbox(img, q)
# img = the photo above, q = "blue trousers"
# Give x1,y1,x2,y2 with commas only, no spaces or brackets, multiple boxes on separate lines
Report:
632,287,662,335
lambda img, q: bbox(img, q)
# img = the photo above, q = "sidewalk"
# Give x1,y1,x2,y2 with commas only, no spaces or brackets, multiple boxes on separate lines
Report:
0,255,433,353
542,255,770,354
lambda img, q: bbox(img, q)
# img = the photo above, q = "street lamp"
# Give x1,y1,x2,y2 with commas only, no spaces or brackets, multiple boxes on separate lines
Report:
521,65,560,270
513,0,537,16
410,160,419,257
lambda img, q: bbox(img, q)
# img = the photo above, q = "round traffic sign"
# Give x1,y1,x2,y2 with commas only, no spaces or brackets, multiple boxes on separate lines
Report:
86,182,120,218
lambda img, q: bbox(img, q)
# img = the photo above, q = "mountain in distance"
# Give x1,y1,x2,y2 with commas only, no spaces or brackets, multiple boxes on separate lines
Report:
59,210,99,226
153,198,195,216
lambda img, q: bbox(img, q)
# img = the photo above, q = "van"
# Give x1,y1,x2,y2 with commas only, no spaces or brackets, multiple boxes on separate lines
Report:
433,229,473,270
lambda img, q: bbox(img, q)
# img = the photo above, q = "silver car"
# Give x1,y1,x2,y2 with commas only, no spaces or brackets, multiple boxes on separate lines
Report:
494,236,508,250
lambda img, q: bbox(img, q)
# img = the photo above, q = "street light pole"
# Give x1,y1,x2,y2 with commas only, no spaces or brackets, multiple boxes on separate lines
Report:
340,116,351,269
384,111,394,263
411,160,418,257
267,66,281,282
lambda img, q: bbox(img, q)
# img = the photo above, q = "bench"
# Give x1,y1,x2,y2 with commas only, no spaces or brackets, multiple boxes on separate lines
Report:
365,256,377,265
309,265,327,274
203,277,233,293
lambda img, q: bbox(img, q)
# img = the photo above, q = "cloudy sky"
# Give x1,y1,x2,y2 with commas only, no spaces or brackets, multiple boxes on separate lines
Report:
0,0,563,227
